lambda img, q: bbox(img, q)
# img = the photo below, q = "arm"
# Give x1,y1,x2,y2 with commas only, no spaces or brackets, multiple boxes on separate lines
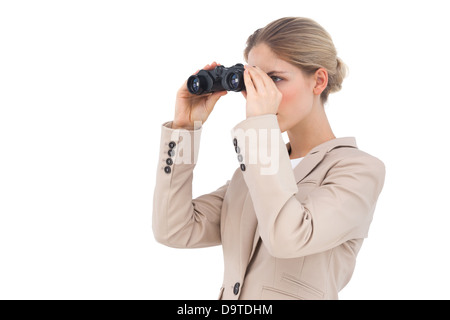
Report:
152,120,229,248
232,114,386,258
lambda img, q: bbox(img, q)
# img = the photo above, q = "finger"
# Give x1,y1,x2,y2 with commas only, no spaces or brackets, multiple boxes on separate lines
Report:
253,66,282,98
246,66,266,93
210,90,227,103
206,91,228,111
241,90,247,99
258,66,279,92
195,62,215,75
243,66,256,95
204,61,219,70
252,65,273,88
199,63,211,71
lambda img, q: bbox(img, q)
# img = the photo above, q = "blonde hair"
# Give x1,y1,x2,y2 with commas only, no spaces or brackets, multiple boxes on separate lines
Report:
244,17,348,104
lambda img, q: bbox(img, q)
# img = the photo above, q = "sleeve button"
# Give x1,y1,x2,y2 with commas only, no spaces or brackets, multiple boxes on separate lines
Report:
169,141,176,149
166,158,173,165
164,166,171,174
233,282,240,295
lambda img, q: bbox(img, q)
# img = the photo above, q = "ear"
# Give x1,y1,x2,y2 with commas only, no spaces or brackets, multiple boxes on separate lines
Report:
313,68,328,95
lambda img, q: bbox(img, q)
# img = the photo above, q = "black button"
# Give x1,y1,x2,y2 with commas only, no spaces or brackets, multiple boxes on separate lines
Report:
233,138,238,147
235,146,240,154
169,141,176,149
164,166,171,174
237,154,243,162
240,164,246,171
168,149,175,157
166,158,173,165
233,282,240,295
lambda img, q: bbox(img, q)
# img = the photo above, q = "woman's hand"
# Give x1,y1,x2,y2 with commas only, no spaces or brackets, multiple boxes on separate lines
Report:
241,65,282,119
173,61,228,130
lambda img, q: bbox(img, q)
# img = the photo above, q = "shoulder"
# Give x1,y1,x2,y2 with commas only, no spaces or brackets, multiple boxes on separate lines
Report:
322,146,386,189
308,137,385,177
328,146,384,169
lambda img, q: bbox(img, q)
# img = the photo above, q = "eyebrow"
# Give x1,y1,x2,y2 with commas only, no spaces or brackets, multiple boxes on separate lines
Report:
266,70,288,76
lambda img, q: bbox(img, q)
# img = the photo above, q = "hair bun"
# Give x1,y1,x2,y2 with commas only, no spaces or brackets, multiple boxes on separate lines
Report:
329,57,348,94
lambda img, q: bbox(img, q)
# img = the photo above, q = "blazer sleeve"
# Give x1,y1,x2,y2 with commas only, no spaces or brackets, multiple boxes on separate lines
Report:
231,114,386,259
152,120,230,248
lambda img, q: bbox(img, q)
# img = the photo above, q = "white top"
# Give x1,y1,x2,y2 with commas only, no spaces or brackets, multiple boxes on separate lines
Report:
290,157,304,169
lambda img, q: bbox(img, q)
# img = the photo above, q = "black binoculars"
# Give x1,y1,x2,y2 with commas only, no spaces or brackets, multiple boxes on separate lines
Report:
187,63,246,95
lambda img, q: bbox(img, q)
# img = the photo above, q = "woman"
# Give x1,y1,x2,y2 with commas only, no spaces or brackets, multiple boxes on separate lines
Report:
153,17,385,300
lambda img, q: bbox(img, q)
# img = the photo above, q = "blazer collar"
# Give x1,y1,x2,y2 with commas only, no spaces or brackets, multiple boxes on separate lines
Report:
287,137,358,183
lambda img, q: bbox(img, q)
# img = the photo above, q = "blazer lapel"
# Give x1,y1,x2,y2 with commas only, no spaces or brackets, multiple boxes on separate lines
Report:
287,137,358,183
291,146,326,183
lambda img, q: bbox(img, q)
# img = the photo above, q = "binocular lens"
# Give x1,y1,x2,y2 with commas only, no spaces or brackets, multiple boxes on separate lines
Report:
229,73,240,90
187,75,204,94
192,78,200,93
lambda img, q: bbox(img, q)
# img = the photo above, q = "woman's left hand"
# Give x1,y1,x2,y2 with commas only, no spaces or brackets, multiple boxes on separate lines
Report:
242,65,283,118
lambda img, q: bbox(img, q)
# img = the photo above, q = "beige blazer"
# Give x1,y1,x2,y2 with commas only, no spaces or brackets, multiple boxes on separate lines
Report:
153,114,386,300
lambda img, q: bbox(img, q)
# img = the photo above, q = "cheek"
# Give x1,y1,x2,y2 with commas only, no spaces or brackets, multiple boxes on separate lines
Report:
279,87,297,108
278,84,307,113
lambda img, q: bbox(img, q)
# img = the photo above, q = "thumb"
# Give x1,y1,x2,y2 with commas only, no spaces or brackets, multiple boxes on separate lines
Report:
241,90,247,99
207,90,228,107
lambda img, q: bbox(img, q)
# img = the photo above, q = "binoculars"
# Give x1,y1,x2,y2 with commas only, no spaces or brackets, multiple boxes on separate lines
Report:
187,63,246,95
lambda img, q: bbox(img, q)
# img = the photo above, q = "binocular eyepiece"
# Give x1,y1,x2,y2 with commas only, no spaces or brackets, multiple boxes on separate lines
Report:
187,63,246,95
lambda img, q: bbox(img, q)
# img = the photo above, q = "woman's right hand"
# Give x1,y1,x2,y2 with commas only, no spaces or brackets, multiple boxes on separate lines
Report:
172,61,228,130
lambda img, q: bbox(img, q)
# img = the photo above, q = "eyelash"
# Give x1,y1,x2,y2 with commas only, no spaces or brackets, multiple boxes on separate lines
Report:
271,76,282,82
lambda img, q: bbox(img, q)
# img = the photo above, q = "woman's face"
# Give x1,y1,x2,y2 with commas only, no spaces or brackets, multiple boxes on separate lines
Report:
247,43,316,132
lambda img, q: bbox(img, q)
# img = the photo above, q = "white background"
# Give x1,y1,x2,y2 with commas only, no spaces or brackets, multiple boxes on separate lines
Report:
1,0,449,300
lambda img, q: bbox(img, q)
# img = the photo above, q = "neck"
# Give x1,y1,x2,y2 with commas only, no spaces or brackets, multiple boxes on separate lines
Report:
287,102,336,159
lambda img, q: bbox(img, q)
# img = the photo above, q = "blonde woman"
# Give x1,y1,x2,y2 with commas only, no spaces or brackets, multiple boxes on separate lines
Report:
153,17,385,300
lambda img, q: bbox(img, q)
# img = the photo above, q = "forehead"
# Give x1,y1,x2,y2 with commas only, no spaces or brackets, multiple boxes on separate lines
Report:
247,43,291,71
